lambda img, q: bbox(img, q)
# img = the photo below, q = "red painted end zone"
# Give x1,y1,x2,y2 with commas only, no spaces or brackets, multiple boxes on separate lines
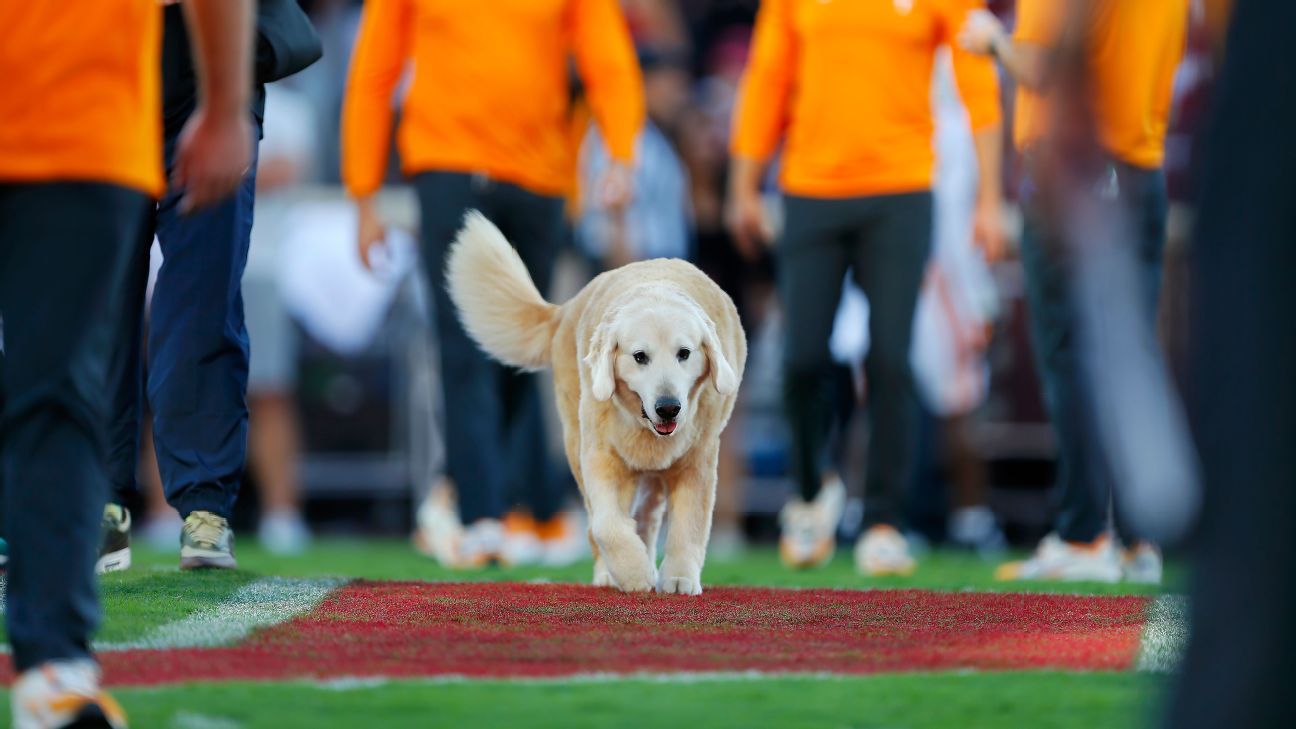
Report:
100,582,1148,685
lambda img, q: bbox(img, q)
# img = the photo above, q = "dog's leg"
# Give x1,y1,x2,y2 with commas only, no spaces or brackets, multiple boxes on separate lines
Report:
633,476,668,567
585,452,657,592
585,487,614,583
658,454,718,596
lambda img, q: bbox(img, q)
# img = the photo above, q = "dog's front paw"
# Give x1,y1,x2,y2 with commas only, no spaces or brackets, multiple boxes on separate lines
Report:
592,560,615,588
612,561,658,593
658,574,702,595
658,557,703,595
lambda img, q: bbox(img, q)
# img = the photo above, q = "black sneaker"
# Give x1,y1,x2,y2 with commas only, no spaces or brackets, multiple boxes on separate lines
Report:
96,504,132,574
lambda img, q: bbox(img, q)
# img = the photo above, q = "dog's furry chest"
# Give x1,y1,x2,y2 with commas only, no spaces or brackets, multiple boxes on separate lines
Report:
610,426,696,473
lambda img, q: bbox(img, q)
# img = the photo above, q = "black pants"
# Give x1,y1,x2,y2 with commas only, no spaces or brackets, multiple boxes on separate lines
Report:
1168,1,1296,725
107,126,260,518
1019,162,1167,543
0,182,149,671
779,192,932,527
415,172,566,524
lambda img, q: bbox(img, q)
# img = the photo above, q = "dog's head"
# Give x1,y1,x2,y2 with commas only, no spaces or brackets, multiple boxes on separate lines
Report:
584,290,737,438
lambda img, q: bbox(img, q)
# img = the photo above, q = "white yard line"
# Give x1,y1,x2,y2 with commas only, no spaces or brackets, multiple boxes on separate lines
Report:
95,576,342,652
1136,594,1189,673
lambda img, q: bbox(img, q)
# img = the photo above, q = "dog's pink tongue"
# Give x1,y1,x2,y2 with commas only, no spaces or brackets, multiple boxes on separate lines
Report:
654,421,677,435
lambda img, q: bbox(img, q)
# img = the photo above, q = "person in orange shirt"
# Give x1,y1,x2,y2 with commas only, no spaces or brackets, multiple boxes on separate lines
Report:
960,0,1188,584
341,0,644,567
727,0,1004,575
0,0,254,725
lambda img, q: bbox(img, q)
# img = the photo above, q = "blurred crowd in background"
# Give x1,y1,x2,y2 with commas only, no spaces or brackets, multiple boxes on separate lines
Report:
119,0,1215,566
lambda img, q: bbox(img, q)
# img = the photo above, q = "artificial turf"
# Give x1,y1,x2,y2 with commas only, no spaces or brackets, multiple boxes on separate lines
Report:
0,540,1181,727
0,672,1164,729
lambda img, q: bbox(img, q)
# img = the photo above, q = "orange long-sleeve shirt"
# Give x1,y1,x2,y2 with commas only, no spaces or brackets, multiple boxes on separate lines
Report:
342,0,645,198
0,0,163,196
731,0,1001,198
1013,0,1187,169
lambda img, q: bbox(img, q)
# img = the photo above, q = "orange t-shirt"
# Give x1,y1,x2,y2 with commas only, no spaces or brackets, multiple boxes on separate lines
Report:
341,0,645,199
0,0,163,196
731,0,1001,198
1012,0,1188,169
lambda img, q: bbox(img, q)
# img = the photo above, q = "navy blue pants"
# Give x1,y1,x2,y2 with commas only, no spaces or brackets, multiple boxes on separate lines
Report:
1,182,149,670
1019,161,1167,543
107,132,259,519
414,172,566,525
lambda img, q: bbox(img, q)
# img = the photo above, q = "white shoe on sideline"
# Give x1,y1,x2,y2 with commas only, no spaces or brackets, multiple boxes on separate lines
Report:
413,479,465,565
1122,542,1164,585
854,524,917,576
258,509,312,556
12,659,127,729
995,533,1123,583
778,474,846,569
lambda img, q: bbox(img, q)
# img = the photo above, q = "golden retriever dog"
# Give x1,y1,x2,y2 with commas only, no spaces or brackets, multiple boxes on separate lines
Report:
445,212,746,594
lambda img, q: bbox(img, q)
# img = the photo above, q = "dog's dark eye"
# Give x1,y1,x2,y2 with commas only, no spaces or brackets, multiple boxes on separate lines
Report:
633,351,649,365
677,348,691,362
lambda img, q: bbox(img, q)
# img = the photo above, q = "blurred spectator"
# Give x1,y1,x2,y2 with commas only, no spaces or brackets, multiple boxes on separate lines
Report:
104,0,319,572
1169,2,1296,725
960,0,1188,584
910,50,1006,555
728,0,1004,575
243,83,320,555
578,46,693,269
1,0,253,723
342,0,644,568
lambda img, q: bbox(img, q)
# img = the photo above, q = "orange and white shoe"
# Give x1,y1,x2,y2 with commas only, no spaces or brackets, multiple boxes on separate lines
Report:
412,479,464,565
995,533,1122,583
413,480,505,568
454,518,504,567
500,511,542,566
1121,541,1163,585
12,659,127,729
535,511,586,567
778,475,846,569
854,524,917,576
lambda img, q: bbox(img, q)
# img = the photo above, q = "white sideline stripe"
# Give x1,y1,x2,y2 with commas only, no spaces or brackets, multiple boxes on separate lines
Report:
313,671,951,691
95,577,342,652
1136,594,1189,673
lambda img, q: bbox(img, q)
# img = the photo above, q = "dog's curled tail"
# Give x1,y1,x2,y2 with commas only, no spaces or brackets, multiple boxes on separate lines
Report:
445,211,558,371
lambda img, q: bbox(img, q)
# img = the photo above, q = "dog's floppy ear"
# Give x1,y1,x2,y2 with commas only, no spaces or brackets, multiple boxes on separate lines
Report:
701,317,738,396
584,322,617,401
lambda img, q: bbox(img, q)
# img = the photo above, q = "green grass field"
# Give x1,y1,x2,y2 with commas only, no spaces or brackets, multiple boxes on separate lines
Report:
1,540,1181,727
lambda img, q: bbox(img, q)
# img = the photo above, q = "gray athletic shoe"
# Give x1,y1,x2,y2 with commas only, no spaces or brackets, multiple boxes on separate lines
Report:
180,510,237,570
96,504,133,574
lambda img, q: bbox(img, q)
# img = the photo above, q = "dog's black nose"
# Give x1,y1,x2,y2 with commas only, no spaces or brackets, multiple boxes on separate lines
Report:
654,398,681,421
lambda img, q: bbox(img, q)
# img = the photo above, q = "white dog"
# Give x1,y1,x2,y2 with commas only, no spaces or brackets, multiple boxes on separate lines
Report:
445,212,746,594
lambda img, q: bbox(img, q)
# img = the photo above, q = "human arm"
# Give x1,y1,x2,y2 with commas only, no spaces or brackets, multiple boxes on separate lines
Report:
340,0,412,269
725,0,796,259
173,0,256,213
571,0,645,212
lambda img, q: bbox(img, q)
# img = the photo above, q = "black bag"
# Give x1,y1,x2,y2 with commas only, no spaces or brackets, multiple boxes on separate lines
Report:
255,0,324,83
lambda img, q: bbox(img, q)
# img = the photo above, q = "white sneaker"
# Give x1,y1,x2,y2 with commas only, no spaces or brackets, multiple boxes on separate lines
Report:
456,519,504,568
778,475,846,569
258,509,312,556
1121,542,1164,585
413,479,465,565
854,524,917,576
948,506,1008,557
12,659,127,729
995,533,1122,583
